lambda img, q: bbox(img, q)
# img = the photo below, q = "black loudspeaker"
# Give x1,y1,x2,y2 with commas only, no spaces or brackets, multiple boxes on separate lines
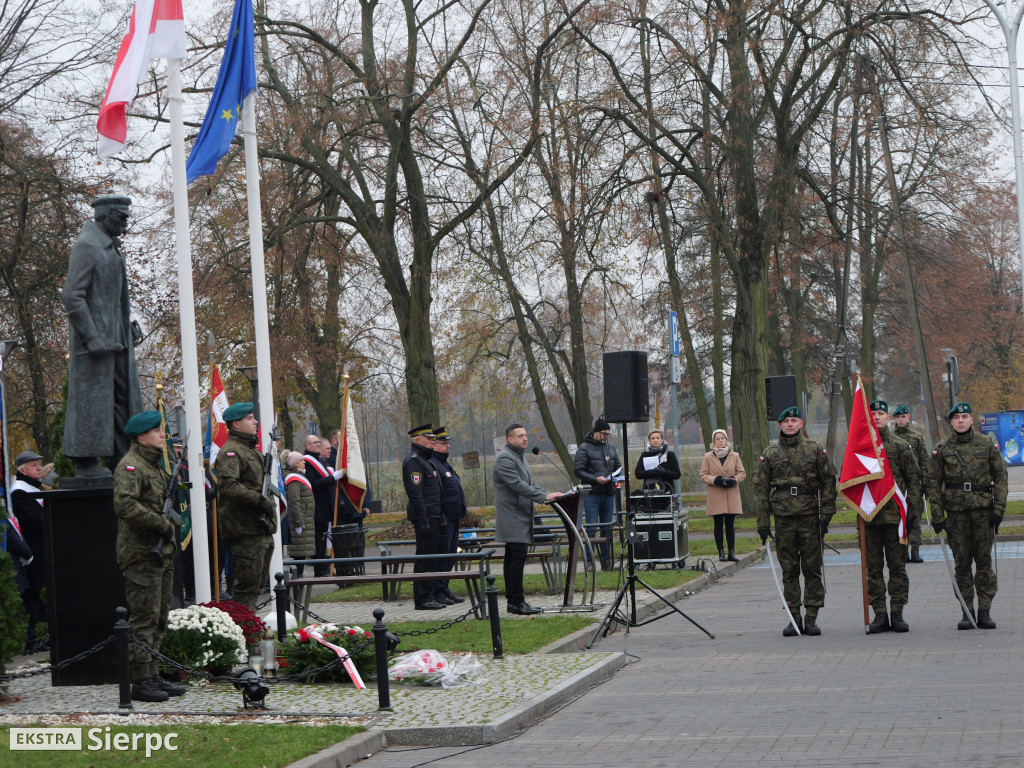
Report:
603,351,649,423
765,375,798,421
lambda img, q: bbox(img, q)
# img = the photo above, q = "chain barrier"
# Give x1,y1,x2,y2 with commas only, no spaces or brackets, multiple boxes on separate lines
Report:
280,593,337,626
393,605,476,636
0,635,117,682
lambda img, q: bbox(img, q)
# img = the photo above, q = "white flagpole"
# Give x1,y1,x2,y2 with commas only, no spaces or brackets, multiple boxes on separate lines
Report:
167,59,212,604
242,91,283,592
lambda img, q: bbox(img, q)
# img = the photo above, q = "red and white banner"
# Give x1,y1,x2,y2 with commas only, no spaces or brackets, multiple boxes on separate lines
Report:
340,393,367,513
208,365,229,462
839,376,908,541
97,0,187,158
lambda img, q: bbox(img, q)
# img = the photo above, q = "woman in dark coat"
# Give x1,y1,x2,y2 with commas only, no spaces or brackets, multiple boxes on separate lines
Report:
634,430,682,491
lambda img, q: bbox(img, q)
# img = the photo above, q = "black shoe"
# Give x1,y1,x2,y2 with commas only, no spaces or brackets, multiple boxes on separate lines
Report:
909,545,924,563
434,595,455,605
783,614,803,637
152,676,187,697
977,609,997,629
507,602,542,615
890,608,909,633
868,611,890,634
804,615,821,636
415,600,446,610
718,548,727,562
727,550,740,562
958,609,976,630
131,679,170,703
445,591,466,604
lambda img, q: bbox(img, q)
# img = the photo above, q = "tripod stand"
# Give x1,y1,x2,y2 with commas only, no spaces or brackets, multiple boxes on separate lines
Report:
586,423,715,648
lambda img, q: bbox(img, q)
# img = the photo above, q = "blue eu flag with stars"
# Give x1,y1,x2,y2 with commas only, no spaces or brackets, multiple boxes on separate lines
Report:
186,0,256,183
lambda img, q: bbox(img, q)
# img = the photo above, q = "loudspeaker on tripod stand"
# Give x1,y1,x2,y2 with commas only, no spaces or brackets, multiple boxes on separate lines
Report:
603,351,649,423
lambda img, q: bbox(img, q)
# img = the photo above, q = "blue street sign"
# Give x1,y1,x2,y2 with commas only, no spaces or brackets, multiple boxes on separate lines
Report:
669,311,680,356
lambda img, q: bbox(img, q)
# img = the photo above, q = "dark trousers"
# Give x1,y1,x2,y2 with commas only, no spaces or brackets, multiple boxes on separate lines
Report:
434,517,461,598
414,518,442,605
504,542,528,606
313,520,330,576
713,515,736,552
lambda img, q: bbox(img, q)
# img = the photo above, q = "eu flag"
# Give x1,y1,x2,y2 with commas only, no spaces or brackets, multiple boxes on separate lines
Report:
185,0,256,183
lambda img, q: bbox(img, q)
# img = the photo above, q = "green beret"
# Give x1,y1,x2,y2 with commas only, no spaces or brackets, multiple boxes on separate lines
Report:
223,402,254,423
125,410,162,437
869,400,888,413
91,194,131,209
432,425,451,441
948,402,972,419
777,406,802,423
408,423,433,437
893,405,909,416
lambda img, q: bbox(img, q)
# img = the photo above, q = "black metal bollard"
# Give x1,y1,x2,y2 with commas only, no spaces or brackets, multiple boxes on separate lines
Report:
371,607,391,711
486,576,503,659
114,607,133,710
274,572,288,643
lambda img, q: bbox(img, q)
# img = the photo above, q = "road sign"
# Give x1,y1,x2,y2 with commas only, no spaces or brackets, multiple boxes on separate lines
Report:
669,311,680,356
670,356,681,384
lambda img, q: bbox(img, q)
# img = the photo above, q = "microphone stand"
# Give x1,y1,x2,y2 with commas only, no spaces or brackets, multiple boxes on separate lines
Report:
586,422,715,647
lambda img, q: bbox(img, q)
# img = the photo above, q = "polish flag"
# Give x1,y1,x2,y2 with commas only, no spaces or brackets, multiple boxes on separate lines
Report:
97,0,187,159
839,375,908,541
339,394,367,512
208,365,230,462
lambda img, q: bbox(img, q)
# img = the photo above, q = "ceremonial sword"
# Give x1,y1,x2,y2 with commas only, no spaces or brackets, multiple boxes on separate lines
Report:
765,536,801,636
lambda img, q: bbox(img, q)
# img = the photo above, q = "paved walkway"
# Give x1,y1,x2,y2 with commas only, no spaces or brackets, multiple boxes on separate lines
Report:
351,541,1024,768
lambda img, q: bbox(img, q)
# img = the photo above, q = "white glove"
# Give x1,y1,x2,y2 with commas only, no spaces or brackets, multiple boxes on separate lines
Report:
293,526,303,536
333,469,345,480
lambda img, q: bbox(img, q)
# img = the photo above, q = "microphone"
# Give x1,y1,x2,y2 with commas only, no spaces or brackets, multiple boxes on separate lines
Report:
531,446,574,489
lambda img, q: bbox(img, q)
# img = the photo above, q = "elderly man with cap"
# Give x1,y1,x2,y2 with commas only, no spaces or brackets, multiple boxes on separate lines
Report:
10,450,48,652
892,404,929,563
215,402,277,611
864,400,923,634
927,402,1007,630
112,410,186,702
62,195,144,478
752,406,837,636
430,426,468,606
574,416,622,570
402,424,446,610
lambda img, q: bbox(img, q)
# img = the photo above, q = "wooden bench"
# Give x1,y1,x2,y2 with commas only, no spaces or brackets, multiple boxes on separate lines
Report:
283,550,495,622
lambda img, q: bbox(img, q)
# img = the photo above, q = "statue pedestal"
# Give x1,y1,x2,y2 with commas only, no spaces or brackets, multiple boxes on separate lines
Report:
40,486,124,685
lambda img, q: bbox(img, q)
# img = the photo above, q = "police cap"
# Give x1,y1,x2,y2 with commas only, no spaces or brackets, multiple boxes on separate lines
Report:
408,423,433,438
432,426,451,441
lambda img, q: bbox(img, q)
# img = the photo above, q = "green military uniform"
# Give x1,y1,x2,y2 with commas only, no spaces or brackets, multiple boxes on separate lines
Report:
926,404,1007,625
865,425,923,631
216,427,275,611
893,411,929,559
753,419,837,630
113,440,174,683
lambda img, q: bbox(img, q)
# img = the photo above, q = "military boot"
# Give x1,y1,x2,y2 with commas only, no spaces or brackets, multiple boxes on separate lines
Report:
782,613,803,637
803,614,821,636
718,547,727,562
957,609,977,630
977,609,997,629
152,676,187,697
868,610,891,634
131,678,169,703
890,607,909,633
909,545,924,563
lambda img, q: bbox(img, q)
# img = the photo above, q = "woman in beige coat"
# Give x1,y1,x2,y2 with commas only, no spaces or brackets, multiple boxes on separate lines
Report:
700,429,746,562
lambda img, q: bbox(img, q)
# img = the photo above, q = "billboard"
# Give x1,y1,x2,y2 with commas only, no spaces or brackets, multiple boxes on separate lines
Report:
979,411,1024,466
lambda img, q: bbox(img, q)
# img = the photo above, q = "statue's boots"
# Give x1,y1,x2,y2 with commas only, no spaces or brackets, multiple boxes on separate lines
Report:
957,609,977,630
73,457,111,478
868,610,891,634
977,609,997,629
890,607,910,633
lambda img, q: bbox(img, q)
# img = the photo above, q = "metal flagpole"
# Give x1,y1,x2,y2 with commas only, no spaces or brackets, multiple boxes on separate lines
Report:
765,537,801,636
168,59,212,604
242,91,283,593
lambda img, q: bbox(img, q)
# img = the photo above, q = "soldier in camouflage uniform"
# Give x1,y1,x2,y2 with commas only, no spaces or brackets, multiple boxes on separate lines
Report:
927,402,1007,630
215,402,276,611
113,410,187,703
893,404,929,563
865,401,923,634
753,406,837,637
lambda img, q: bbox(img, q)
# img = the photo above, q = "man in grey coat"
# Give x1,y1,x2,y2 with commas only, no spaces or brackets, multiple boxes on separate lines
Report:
62,195,143,478
492,423,563,615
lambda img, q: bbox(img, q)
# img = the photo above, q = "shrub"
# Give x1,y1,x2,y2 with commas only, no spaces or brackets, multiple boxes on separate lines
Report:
160,605,246,675
281,624,376,683
0,546,28,691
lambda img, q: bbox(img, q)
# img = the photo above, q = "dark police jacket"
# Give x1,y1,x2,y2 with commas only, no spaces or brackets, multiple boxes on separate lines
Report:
431,451,468,520
403,443,443,529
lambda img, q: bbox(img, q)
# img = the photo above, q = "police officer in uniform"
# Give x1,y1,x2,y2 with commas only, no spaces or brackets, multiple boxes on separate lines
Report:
430,426,468,606
893,404,929,563
865,400,923,633
215,402,276,611
927,402,1007,630
753,406,837,636
402,424,446,610
112,410,186,702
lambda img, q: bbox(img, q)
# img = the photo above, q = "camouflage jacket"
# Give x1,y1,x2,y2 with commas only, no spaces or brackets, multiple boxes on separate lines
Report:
113,442,174,571
753,432,837,528
927,428,1007,525
216,429,277,541
869,427,924,526
894,425,928,483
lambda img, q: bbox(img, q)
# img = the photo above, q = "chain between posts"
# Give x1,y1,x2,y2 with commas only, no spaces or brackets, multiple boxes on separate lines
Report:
0,635,117,682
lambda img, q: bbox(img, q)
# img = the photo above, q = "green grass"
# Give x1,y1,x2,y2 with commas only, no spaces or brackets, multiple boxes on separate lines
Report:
0,724,361,768
388,615,596,653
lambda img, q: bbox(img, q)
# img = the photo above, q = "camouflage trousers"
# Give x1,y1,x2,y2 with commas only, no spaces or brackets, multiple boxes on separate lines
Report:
864,523,908,610
775,515,824,615
231,535,274,611
123,557,173,682
947,508,997,610
908,514,922,547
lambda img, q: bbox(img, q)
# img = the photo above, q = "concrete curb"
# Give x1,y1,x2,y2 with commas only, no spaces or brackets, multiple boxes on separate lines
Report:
287,730,388,768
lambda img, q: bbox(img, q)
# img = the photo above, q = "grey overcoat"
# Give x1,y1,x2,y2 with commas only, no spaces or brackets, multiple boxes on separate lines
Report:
492,444,549,544
61,220,143,457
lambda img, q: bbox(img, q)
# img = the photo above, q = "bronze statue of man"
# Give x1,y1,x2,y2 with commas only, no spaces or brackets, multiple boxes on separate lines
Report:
62,195,144,479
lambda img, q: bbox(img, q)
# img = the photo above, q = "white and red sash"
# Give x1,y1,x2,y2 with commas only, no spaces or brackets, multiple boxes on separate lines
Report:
285,473,313,490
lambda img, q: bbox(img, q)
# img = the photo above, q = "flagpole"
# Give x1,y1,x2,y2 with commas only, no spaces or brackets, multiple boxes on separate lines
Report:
242,91,282,593
208,333,221,603
849,372,871,634
168,59,212,604
329,375,349,578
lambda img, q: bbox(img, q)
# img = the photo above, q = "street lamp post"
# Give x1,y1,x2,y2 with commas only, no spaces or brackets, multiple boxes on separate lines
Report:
238,366,260,422
940,348,959,413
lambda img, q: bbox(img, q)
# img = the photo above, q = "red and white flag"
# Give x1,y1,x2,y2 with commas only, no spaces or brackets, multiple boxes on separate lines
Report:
208,365,229,462
97,0,187,159
339,394,367,512
839,376,908,542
